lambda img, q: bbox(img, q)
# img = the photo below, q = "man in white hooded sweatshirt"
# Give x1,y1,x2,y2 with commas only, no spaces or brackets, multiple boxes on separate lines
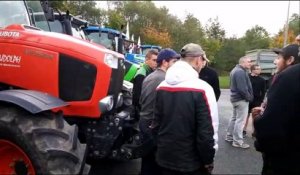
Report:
151,43,219,175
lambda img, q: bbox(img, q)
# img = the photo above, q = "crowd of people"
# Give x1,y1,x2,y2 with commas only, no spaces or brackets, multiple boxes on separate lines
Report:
129,35,300,175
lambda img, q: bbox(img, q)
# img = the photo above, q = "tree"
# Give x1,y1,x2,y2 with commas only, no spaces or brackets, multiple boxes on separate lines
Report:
49,1,104,24
289,13,300,35
270,29,296,48
203,17,226,63
205,17,225,41
214,37,246,73
179,14,205,46
241,25,271,50
270,14,299,48
141,26,172,48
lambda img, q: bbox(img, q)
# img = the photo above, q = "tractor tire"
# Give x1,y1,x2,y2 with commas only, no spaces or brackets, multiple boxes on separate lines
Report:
0,105,90,175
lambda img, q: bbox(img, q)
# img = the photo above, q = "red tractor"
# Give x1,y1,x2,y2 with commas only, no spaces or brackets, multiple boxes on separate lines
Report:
0,1,143,174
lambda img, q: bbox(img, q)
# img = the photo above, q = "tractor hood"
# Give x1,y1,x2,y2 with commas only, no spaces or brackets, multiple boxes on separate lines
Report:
1,24,125,60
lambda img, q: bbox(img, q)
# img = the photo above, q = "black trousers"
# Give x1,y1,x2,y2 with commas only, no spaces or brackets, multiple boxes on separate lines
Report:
160,167,210,175
139,118,161,175
140,149,162,175
261,153,300,175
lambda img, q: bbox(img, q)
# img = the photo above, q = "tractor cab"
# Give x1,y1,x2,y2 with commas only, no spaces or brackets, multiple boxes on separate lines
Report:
48,11,88,40
84,26,126,52
0,1,53,31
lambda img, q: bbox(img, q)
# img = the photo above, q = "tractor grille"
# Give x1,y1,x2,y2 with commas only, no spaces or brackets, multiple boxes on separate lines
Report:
108,58,125,110
59,54,97,101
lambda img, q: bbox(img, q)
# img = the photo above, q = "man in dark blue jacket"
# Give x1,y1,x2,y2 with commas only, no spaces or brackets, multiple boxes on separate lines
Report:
253,44,300,174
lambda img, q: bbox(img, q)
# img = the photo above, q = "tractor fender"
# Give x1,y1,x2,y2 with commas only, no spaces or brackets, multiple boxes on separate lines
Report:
0,89,67,114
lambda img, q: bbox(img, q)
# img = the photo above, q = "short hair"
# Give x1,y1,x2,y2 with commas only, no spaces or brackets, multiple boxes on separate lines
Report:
239,56,250,64
250,64,259,71
145,49,159,60
181,55,204,64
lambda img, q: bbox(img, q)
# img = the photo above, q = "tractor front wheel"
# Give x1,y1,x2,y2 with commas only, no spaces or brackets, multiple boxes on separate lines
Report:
0,106,90,175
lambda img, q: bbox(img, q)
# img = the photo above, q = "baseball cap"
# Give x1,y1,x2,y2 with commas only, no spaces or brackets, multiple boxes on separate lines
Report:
156,48,180,63
273,44,300,62
180,43,210,62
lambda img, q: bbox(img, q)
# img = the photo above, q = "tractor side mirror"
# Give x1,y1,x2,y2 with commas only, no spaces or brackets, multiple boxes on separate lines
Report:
41,0,55,21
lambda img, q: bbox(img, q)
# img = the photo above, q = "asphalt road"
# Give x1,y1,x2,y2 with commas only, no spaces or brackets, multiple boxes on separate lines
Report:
89,89,263,175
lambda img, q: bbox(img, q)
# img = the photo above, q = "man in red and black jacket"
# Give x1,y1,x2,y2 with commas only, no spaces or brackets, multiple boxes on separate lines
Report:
152,43,219,175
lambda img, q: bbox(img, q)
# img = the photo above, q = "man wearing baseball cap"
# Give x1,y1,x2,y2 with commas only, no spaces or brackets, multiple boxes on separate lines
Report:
139,48,180,175
253,43,300,174
152,43,218,174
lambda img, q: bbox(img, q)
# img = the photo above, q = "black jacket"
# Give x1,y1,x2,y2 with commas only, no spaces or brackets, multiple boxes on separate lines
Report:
254,64,300,172
249,74,266,105
153,61,218,172
199,66,221,101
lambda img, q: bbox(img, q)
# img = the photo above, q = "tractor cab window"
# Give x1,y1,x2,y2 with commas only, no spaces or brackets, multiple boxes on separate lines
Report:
26,1,50,31
86,32,115,50
0,1,30,28
71,24,88,40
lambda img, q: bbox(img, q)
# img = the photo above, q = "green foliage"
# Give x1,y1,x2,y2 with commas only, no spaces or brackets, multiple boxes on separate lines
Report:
289,13,300,35
213,37,246,72
205,17,225,41
50,1,104,24
241,25,271,50
106,10,126,30
219,76,230,89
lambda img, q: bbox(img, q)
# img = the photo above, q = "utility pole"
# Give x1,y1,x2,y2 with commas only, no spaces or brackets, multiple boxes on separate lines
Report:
283,0,290,47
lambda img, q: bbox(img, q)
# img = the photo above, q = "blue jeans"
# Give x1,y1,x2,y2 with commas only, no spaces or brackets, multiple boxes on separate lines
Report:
226,100,249,145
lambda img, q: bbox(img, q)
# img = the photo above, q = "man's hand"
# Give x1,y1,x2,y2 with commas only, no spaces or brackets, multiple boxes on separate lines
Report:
252,107,264,120
204,163,214,174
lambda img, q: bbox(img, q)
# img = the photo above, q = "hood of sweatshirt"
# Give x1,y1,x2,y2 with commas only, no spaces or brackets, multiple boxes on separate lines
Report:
165,60,199,85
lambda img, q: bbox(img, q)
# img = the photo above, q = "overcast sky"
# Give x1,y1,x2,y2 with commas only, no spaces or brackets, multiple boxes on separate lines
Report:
97,1,300,38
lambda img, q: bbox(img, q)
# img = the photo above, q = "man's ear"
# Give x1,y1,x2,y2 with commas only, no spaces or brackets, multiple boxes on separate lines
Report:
287,56,295,65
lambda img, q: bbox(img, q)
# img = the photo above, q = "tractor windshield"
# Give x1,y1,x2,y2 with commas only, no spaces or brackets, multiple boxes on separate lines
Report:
26,1,50,31
0,1,50,31
87,31,115,50
0,1,30,28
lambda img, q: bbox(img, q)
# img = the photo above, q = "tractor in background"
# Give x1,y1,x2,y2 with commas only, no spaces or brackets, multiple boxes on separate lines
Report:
84,26,141,82
125,44,162,65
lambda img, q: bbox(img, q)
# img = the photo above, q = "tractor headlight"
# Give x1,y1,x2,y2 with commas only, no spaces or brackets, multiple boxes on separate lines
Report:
99,95,114,113
104,54,118,69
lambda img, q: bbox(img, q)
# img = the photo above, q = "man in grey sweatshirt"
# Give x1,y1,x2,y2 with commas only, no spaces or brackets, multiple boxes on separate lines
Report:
225,56,253,148
139,48,180,175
